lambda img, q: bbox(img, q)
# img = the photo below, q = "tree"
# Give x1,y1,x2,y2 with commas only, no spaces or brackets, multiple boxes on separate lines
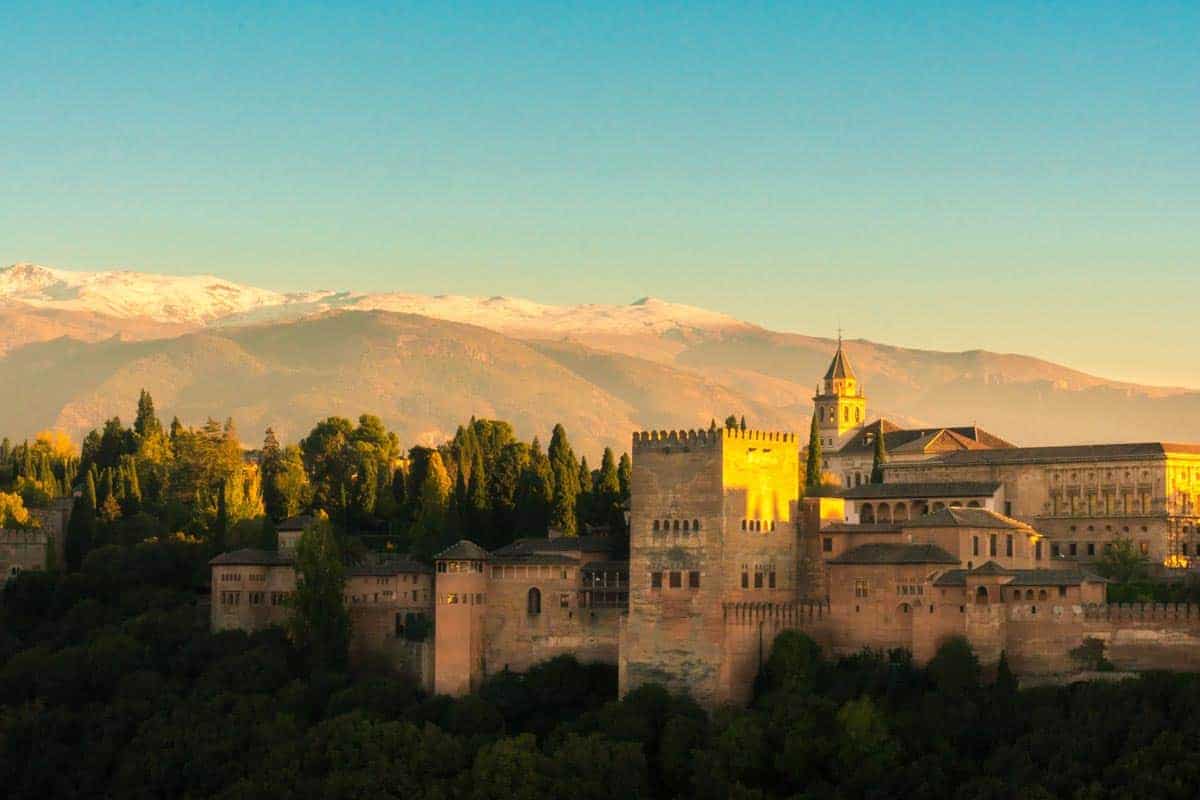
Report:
617,453,632,503
1096,538,1151,600
739,416,747,431
927,636,981,696
596,448,624,533
763,630,824,695
725,415,738,429
870,428,889,483
133,389,163,440
805,414,822,492
517,438,554,537
548,425,580,536
465,447,490,543
288,520,350,672
412,452,452,558
995,650,1018,695
0,492,37,529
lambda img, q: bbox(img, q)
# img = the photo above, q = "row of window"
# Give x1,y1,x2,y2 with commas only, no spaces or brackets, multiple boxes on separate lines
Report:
437,560,485,573
651,571,701,589
653,519,701,532
491,565,571,580
740,519,777,532
442,592,486,605
817,405,862,424
219,590,289,606
350,590,427,604
972,534,1019,559
740,570,776,589
1051,541,1150,557
373,575,423,585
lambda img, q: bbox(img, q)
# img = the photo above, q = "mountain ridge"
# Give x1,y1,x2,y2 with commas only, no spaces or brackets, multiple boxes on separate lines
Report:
4,262,1200,452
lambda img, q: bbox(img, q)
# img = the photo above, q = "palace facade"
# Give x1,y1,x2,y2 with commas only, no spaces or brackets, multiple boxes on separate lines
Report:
211,344,1200,705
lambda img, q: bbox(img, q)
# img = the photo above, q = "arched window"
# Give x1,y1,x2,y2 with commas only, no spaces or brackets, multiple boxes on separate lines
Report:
673,519,680,531
527,588,542,615
893,504,909,522
861,503,875,523
855,408,861,422
854,473,862,487
1038,589,1048,601
899,602,910,614
653,520,659,531
682,520,689,531
843,406,849,422
1026,589,1034,600
693,519,700,530
975,586,989,605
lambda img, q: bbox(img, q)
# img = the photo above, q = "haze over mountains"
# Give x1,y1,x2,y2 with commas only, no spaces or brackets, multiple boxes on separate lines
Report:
3,262,1198,456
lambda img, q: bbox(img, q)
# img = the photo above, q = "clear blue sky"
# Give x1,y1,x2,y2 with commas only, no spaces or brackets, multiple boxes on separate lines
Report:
4,1,1197,386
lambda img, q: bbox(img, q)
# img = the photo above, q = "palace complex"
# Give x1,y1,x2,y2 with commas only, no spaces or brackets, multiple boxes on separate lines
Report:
210,343,1200,706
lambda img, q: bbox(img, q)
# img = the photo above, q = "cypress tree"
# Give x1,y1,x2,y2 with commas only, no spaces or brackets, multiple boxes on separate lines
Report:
134,389,163,439
617,453,632,502
740,415,747,431
466,447,489,543
805,414,823,491
576,456,594,529
517,438,554,537
870,427,889,484
547,425,580,536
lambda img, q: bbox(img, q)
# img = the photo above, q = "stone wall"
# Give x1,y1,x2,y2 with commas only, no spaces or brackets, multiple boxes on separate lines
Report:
483,563,621,675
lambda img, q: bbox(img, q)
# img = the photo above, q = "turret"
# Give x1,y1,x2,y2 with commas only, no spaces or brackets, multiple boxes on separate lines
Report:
433,540,490,695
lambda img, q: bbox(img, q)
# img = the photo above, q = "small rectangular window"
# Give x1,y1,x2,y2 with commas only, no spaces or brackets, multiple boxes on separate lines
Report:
989,534,997,557
768,572,776,589
1087,542,1096,556
754,572,763,589
1005,535,1013,557
1051,543,1061,557
1058,586,1067,598
669,571,682,588
973,536,979,557
559,593,570,608
1036,541,1043,560
688,571,700,589
741,572,749,589
1068,542,1077,556
823,537,833,553
1139,542,1150,555
651,572,663,589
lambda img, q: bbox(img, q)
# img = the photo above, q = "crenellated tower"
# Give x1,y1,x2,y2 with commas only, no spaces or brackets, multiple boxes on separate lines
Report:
812,334,867,450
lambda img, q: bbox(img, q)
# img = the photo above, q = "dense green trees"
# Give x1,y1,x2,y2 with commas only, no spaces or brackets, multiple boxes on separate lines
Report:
289,521,351,672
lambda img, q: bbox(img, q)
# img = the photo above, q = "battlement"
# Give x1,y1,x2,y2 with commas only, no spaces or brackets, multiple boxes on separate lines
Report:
722,600,830,625
631,427,797,452
1082,602,1200,624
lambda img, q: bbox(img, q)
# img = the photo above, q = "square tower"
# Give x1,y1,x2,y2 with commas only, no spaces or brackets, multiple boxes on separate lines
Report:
619,426,800,707
813,339,867,450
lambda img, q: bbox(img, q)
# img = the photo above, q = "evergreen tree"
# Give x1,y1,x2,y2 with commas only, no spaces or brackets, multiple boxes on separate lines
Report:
576,456,594,529
805,414,823,492
466,447,490,544
725,415,738,429
65,479,97,571
995,650,1018,695
596,447,624,533
547,425,580,536
288,520,350,672
133,389,163,440
740,415,747,431
517,438,554,537
412,451,452,558
870,427,889,484
617,452,632,503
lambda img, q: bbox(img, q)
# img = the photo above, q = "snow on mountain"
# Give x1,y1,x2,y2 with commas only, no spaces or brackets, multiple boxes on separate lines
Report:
0,262,333,325
0,263,751,337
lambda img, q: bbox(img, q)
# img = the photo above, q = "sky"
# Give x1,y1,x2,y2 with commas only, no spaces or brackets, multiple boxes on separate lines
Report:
3,1,1198,387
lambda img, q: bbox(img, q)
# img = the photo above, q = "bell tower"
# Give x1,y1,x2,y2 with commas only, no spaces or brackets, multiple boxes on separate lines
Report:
812,333,867,450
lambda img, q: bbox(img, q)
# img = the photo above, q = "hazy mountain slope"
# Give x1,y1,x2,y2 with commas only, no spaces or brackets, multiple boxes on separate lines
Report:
0,311,659,456
4,262,1200,449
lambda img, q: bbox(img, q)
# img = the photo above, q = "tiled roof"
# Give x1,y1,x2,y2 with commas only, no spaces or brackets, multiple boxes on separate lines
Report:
934,565,1107,587
209,548,293,566
433,540,490,561
819,522,904,534
841,481,1002,500
582,560,630,571
491,535,617,558
823,344,857,381
828,542,959,565
901,507,1035,532
347,557,433,576
835,421,1013,457
490,553,579,565
893,442,1200,468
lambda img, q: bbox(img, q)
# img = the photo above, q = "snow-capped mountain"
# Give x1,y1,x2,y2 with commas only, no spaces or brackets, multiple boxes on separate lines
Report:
0,262,751,337
0,262,335,325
